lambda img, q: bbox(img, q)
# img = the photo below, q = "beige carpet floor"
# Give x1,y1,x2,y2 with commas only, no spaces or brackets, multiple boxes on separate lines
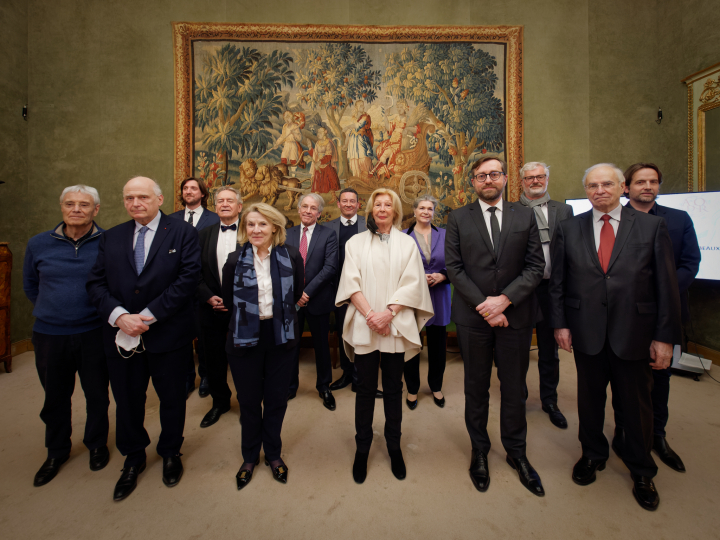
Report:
1,347,719,540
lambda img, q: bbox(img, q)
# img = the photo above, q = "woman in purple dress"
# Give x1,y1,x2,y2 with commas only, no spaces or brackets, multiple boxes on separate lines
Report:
403,195,452,409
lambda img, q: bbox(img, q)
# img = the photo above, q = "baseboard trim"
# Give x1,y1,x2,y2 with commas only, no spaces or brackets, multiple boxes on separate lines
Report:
687,342,720,366
11,339,34,357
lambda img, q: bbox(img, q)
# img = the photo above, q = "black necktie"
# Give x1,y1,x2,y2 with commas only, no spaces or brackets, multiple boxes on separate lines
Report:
488,207,500,255
187,211,195,225
221,224,237,232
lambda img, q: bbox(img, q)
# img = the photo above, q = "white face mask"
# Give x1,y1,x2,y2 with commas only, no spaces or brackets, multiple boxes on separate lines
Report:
115,329,143,357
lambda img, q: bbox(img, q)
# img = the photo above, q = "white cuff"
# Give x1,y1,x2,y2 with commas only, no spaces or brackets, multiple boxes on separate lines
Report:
109,307,129,327
140,308,157,325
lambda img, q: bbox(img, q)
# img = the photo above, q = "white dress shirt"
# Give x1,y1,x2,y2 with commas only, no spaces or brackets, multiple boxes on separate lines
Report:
253,245,274,319
216,220,239,285
591,203,622,251
340,215,357,226
299,221,317,248
477,198,503,246
109,211,162,327
184,205,204,227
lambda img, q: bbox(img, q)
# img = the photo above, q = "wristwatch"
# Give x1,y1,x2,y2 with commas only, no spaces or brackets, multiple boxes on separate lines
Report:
387,307,396,318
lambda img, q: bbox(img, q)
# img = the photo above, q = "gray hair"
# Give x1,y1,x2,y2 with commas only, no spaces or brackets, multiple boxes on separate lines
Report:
299,193,324,213
60,185,100,205
582,163,624,186
215,186,243,204
519,161,550,179
413,194,438,214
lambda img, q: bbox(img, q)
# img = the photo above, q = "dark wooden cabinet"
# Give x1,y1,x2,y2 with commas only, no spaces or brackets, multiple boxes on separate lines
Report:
0,243,11,373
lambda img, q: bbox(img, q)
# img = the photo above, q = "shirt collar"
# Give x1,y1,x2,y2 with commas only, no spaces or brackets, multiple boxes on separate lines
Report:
478,198,503,214
302,222,317,234
185,205,203,217
135,211,161,232
592,202,623,223
341,214,357,226
252,244,272,259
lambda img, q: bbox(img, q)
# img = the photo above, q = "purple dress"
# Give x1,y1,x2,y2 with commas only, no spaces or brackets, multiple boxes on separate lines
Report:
403,226,451,327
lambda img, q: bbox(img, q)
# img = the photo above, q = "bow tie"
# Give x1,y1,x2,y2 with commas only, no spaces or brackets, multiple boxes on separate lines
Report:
221,224,237,232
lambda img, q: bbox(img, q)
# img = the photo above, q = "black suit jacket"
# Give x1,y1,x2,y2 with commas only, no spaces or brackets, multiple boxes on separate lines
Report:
631,202,700,322
196,222,240,320
548,206,681,360
546,199,575,256
286,224,338,315
86,212,202,355
221,243,305,356
170,208,220,231
445,200,546,329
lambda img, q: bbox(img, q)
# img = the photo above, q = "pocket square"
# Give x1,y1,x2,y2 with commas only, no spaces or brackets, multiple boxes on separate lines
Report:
168,249,176,254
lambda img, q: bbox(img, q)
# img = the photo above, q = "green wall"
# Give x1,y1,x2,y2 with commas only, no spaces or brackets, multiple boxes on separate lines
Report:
5,0,719,350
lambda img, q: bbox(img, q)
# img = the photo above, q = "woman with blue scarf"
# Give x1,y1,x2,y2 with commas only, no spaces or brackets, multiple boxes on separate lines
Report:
221,203,304,491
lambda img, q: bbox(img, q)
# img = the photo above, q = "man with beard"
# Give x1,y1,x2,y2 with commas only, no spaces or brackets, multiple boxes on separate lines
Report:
611,163,700,473
445,157,546,496
518,162,574,429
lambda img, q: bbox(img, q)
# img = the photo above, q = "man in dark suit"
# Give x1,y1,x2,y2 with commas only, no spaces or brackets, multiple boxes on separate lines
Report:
170,177,220,399
549,163,681,511
286,193,338,411
612,163,700,472
518,161,574,429
196,187,243,428
326,188,369,392
87,176,201,501
445,157,546,497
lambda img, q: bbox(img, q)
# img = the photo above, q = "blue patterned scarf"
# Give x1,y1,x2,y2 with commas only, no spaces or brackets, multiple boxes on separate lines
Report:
231,242,296,348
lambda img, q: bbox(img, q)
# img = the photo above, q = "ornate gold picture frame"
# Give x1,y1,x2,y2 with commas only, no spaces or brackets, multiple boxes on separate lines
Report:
172,23,524,224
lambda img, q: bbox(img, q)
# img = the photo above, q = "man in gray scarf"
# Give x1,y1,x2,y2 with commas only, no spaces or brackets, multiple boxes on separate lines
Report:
519,162,574,429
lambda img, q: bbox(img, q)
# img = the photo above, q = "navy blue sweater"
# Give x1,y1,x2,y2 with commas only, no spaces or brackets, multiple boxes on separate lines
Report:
23,222,104,335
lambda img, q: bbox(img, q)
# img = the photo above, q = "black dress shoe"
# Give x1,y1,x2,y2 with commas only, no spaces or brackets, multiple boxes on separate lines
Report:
33,455,69,487
541,403,568,429
287,390,297,401
572,455,606,486
320,390,336,411
506,455,545,497
265,459,289,484
433,395,445,408
631,473,660,511
198,377,210,398
200,405,231,428
406,398,418,410
162,455,184,487
469,449,490,492
89,446,110,471
388,448,406,480
329,371,353,390
185,381,196,400
236,458,260,490
353,451,369,484
653,436,686,472
113,461,146,501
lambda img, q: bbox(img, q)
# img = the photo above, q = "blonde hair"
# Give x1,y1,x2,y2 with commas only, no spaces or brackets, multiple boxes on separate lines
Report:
366,188,403,229
238,202,287,247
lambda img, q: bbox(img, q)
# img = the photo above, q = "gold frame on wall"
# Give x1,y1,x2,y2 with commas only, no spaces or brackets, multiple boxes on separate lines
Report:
171,22,524,212
683,62,720,192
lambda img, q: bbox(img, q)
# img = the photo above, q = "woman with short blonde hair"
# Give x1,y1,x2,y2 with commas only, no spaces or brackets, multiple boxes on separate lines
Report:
364,188,404,231
238,203,287,246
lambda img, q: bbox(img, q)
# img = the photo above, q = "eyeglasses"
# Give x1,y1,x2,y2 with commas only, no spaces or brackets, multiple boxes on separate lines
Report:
472,171,505,182
584,181,618,192
522,174,547,182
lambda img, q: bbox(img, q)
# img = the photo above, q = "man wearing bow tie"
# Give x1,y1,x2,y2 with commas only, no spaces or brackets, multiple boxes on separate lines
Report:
196,187,243,428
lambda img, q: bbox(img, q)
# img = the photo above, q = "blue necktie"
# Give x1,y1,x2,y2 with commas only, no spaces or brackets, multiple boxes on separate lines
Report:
134,226,148,275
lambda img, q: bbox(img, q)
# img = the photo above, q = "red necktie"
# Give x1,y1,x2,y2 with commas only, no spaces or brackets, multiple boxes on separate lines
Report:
597,214,615,273
299,227,308,267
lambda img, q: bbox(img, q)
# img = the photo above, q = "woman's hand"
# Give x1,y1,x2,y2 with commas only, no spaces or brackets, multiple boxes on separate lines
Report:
366,309,393,333
427,273,446,287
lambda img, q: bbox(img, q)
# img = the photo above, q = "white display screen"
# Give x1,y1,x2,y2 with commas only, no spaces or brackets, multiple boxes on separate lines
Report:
565,192,720,281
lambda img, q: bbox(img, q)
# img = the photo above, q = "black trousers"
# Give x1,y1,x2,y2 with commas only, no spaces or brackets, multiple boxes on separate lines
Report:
535,279,560,405
186,302,207,385
200,309,232,409
228,320,295,463
33,328,109,459
107,343,192,467
458,323,532,459
290,308,332,393
575,339,657,478
354,350,405,452
613,367,671,438
404,325,447,394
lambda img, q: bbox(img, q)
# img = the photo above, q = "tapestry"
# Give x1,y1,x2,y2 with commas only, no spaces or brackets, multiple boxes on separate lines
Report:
173,23,523,227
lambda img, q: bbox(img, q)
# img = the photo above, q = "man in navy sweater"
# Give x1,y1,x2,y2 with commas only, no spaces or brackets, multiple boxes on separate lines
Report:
23,185,110,487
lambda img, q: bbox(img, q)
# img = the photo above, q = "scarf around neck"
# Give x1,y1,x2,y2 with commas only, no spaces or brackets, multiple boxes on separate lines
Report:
231,242,296,348
519,192,551,243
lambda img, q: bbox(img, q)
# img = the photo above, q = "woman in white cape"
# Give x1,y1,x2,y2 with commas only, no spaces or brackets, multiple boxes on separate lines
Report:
335,188,434,484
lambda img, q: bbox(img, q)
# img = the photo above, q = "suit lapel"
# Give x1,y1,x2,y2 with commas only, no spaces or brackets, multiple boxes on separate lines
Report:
468,204,496,260
496,201,514,260
306,225,322,260
207,223,221,286
548,201,558,236
328,219,340,237
579,210,604,274
125,220,137,271
196,211,208,230
144,213,170,270
606,206,635,272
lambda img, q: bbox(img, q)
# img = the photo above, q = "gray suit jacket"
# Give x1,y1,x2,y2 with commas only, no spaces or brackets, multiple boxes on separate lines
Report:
326,215,367,238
